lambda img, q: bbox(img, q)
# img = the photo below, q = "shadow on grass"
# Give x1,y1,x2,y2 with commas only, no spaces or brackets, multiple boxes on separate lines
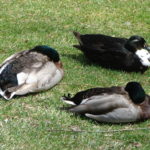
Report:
62,53,96,67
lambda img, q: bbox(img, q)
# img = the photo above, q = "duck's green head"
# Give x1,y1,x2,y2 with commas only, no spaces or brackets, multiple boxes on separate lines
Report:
33,45,60,62
125,82,146,104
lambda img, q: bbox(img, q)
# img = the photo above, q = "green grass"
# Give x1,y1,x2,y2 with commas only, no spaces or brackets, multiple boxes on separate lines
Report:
0,0,150,149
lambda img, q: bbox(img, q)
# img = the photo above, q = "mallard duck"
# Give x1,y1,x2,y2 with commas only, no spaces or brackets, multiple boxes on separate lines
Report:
73,31,150,73
61,82,150,123
0,45,64,100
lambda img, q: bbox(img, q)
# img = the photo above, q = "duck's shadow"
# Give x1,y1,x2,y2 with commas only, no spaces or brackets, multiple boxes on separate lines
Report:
62,53,95,67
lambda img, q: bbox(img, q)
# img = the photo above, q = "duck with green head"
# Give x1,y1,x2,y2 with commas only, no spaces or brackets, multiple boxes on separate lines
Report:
61,82,150,123
0,45,64,100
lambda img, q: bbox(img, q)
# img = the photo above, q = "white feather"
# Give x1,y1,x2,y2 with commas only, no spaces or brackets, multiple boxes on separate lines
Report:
136,49,150,66
0,88,5,97
17,72,28,85
62,99,76,105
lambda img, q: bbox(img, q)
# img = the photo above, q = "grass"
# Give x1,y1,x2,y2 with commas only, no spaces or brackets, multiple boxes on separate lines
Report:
0,0,150,149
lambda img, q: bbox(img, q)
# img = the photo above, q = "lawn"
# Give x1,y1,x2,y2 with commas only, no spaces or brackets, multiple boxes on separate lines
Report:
0,0,150,149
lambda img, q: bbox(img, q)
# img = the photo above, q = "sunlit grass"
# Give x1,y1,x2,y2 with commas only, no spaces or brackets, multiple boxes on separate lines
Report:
0,0,150,149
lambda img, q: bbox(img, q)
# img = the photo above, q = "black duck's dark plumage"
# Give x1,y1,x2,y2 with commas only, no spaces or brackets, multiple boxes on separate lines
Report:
73,32,150,73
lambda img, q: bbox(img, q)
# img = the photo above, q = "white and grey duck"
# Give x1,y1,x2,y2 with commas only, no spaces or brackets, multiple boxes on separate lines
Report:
0,45,64,100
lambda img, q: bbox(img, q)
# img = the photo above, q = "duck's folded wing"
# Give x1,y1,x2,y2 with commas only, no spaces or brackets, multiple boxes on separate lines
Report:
74,43,127,53
68,94,141,123
81,48,130,65
69,86,123,103
69,94,129,115
0,50,28,67
74,32,127,46
74,34,127,52
85,106,141,123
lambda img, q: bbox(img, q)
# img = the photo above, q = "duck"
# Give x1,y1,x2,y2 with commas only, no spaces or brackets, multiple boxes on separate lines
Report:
0,45,64,100
73,31,150,73
61,82,150,123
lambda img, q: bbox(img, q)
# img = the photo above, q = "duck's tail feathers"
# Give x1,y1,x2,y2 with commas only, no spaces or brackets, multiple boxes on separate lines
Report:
73,45,82,50
73,31,80,37
73,31,83,45
61,93,76,105
0,89,15,100
69,105,87,114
